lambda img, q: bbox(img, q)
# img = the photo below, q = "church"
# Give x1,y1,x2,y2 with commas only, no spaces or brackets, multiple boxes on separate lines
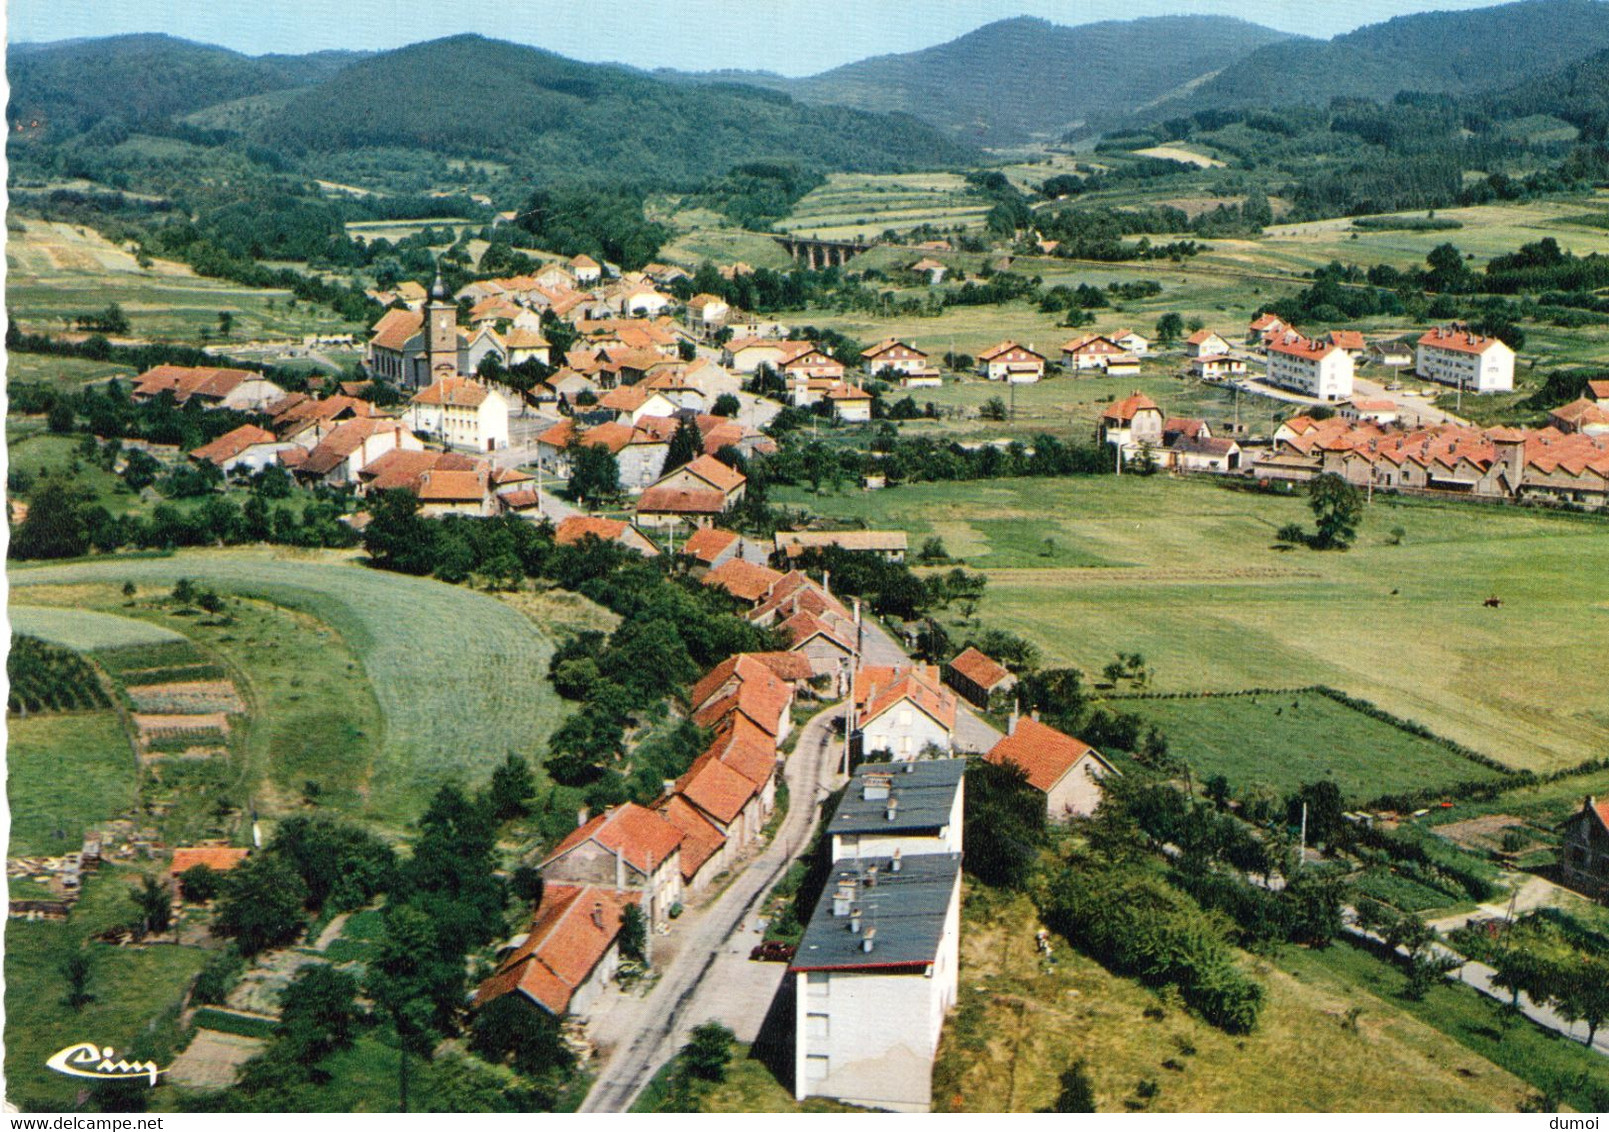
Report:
364,273,506,388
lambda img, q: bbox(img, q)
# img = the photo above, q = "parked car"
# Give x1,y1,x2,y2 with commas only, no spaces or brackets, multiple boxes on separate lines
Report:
750,940,796,962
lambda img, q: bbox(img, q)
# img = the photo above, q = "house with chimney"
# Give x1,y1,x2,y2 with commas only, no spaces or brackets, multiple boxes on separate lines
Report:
539,803,684,928
130,365,285,411
1416,324,1515,393
1060,333,1129,372
789,850,962,1112
828,759,965,863
986,715,1117,822
977,341,1046,383
554,516,661,557
292,418,424,487
682,526,768,572
1264,332,1355,401
1561,798,1609,897
944,646,1016,710
855,665,957,761
1098,392,1164,455
189,425,294,474
647,454,747,508
472,884,641,1018
861,339,938,385
403,375,510,452
685,293,730,338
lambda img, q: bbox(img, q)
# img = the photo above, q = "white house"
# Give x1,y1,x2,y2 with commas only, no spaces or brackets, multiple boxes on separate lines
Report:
189,425,295,474
977,341,1047,383
828,759,965,863
855,665,957,760
985,715,1115,823
686,293,730,337
569,254,602,284
1185,329,1232,358
861,339,937,385
1097,392,1164,453
1110,328,1150,356
1416,325,1515,394
790,852,962,1113
404,376,510,452
1264,333,1354,402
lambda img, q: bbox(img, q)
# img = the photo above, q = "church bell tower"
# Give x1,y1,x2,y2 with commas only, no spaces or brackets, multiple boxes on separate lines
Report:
424,268,458,384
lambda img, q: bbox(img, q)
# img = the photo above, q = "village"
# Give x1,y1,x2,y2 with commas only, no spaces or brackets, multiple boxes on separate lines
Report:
11,228,1606,1114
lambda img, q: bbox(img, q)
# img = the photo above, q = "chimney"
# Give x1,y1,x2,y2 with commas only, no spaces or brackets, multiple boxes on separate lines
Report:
891,848,902,873
592,901,604,930
867,864,879,887
862,927,877,954
885,797,900,822
1031,709,1040,723
822,570,831,596
1008,701,1019,735
832,882,856,917
577,807,589,828
863,772,892,801
850,908,862,933
853,597,862,626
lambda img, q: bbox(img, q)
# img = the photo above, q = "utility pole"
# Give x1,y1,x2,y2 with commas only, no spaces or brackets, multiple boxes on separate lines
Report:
1298,801,1308,869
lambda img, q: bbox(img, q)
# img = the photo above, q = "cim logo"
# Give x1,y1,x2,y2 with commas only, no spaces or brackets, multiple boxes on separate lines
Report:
45,1042,165,1086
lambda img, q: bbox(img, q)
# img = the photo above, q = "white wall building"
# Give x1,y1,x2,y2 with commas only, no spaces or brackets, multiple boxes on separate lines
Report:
403,376,511,452
791,853,962,1113
828,760,965,863
1416,326,1515,394
1264,334,1354,402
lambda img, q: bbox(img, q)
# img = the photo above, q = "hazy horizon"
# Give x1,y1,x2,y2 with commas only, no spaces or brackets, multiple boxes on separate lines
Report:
5,0,1538,77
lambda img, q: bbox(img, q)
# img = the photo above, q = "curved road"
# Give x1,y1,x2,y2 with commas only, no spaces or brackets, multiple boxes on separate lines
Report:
578,701,848,1112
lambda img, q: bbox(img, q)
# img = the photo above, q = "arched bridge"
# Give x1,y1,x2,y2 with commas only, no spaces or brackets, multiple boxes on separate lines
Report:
773,235,876,269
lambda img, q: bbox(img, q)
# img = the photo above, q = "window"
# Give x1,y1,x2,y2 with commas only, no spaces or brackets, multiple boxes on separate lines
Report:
807,971,830,998
806,1013,830,1040
805,1055,829,1082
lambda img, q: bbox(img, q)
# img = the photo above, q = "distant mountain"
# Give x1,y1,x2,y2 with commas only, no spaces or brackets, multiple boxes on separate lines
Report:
1188,0,1609,112
1482,45,1609,136
245,35,979,182
669,16,1294,145
7,34,299,132
258,49,373,85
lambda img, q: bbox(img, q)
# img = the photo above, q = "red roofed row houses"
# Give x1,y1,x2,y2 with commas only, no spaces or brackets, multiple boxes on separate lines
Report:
1189,354,1247,381
854,664,958,761
189,424,296,474
1254,418,1609,504
1185,329,1232,358
1561,798,1609,897
268,392,380,447
1264,331,1355,401
976,341,1047,383
1416,324,1516,393
131,365,287,411
472,884,641,1017
861,339,940,387
539,803,685,928
402,375,511,452
944,646,1017,710
985,714,1118,822
292,418,426,487
554,515,661,557
681,526,769,572
749,571,861,687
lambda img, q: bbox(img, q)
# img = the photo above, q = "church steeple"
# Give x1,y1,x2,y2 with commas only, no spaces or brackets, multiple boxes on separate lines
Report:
424,260,458,385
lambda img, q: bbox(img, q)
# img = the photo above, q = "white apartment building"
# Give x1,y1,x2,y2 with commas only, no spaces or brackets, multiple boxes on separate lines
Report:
828,760,965,863
1264,333,1354,401
791,852,962,1113
1416,325,1515,393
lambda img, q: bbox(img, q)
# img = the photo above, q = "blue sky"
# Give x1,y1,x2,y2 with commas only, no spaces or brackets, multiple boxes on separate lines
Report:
8,0,1514,74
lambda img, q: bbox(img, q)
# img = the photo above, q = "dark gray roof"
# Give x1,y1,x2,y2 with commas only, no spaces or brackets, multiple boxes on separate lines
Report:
828,759,965,837
790,853,960,972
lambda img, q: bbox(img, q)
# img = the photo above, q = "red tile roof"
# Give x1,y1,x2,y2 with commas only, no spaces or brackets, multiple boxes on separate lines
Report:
986,717,1106,793
857,667,957,733
702,559,784,603
554,516,630,546
948,646,1012,692
472,883,639,1014
656,796,726,881
636,487,727,515
673,455,746,494
416,468,490,503
682,526,740,565
132,365,262,403
675,749,760,826
543,803,683,874
1101,393,1162,423
1267,332,1341,362
369,308,423,352
410,375,493,407
190,424,278,465
170,846,249,875
1418,325,1508,356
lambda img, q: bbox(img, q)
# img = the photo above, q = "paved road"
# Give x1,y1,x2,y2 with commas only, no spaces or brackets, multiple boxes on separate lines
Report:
855,616,1002,754
578,701,847,1113
1351,375,1471,427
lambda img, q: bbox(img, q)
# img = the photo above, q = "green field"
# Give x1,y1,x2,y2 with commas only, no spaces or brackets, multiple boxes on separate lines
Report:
773,476,1609,771
12,548,568,828
11,605,185,651
1116,692,1505,803
7,712,138,856
6,350,136,392
774,171,988,241
933,886,1531,1112
6,218,364,343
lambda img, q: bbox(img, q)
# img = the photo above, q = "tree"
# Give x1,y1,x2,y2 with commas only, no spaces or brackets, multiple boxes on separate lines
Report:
1491,948,1548,1012
11,481,89,560
60,949,94,1011
277,965,360,1070
1155,313,1185,344
486,753,536,822
681,1022,734,1082
212,855,309,957
47,399,76,433
1555,960,1609,1046
511,866,545,905
363,489,437,575
979,396,1008,422
1048,1060,1097,1113
662,416,703,475
711,393,740,417
964,758,1046,890
130,874,173,937
567,443,621,506
1308,473,1362,550
619,903,648,964
469,994,575,1078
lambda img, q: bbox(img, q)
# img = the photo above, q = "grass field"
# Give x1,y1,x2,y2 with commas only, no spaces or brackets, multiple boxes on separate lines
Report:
12,548,567,829
932,885,1532,1112
6,350,136,392
771,475,1609,772
775,172,988,241
5,218,363,343
11,604,186,651
4,867,212,1113
1115,692,1505,803
7,712,139,856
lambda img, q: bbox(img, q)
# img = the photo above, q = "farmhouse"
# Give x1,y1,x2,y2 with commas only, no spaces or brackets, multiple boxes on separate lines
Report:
828,759,966,863
691,655,795,743
1247,314,1287,344
1549,398,1609,436
790,852,962,1113
189,424,292,473
1185,329,1232,358
855,664,957,760
862,339,937,385
1416,325,1515,394
1110,328,1150,355
634,487,727,528
1264,332,1355,401
724,338,793,374
293,418,424,487
1168,434,1242,473
825,382,874,422
131,365,286,411
472,884,640,1016
540,804,684,928
598,384,681,425
985,715,1116,822
1190,354,1247,381
977,341,1047,383
553,516,661,557
1098,392,1164,453
1060,333,1128,372
403,376,510,452
682,526,768,570
1561,797,1609,897
655,795,729,894
909,257,948,285
702,558,786,603
536,419,669,490
944,646,1015,709
775,530,908,562
570,254,602,284
649,454,747,507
